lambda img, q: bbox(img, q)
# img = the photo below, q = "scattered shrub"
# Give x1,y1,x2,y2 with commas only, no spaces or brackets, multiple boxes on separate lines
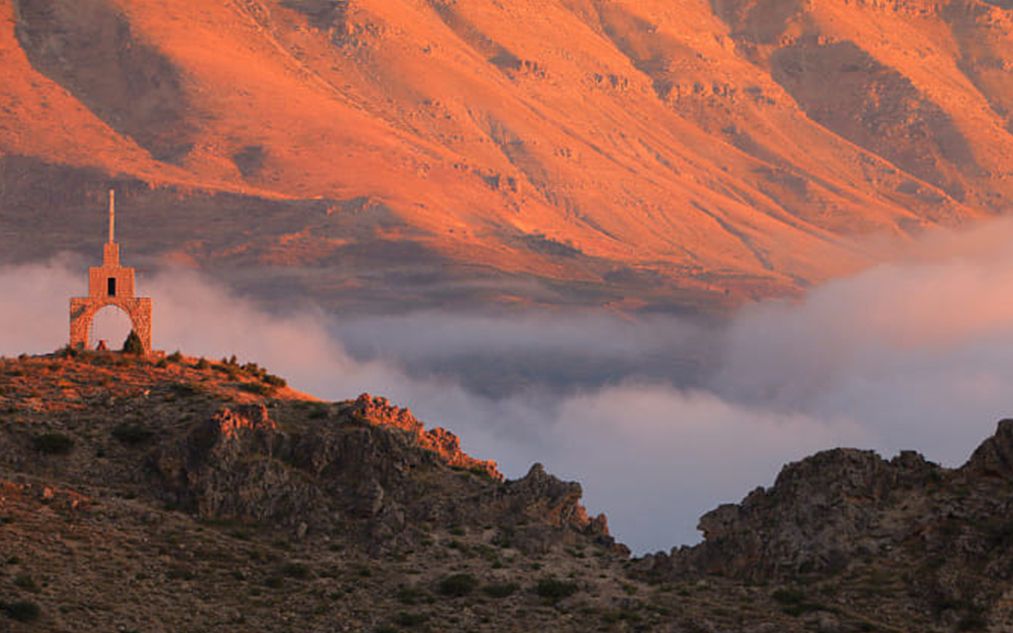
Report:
56,345,79,359
122,330,145,355
240,382,271,396
112,423,155,446
195,358,210,370
771,588,806,605
167,351,183,363
958,610,989,631
168,382,199,397
396,586,427,605
0,600,40,622
482,582,518,598
771,588,823,617
32,432,74,455
166,567,196,581
263,374,287,388
535,577,578,603
280,562,312,580
13,574,38,593
393,611,428,627
264,575,283,589
437,573,477,597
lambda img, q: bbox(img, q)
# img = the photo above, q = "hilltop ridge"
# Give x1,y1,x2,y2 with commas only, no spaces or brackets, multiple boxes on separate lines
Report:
2,351,1013,630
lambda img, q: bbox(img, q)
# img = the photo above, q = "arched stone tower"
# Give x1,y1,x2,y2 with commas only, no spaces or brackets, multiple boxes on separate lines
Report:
69,190,153,354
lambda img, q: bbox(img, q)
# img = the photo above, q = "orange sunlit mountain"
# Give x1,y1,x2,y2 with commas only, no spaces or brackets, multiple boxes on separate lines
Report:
1,0,1011,310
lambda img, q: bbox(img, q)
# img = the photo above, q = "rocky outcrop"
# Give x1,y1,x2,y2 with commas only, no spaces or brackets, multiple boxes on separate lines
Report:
153,404,320,523
963,418,1013,479
645,448,943,580
475,463,623,555
151,395,609,554
636,421,1013,628
348,394,502,480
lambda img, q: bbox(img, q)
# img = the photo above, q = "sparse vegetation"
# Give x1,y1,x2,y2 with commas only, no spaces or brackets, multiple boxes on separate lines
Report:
32,432,75,455
112,423,155,446
166,566,196,581
263,373,287,388
437,573,477,597
0,600,40,623
13,574,39,593
279,562,312,580
122,330,145,355
393,611,428,627
771,588,825,617
535,577,579,603
240,382,271,396
481,582,518,598
264,575,283,589
168,382,200,397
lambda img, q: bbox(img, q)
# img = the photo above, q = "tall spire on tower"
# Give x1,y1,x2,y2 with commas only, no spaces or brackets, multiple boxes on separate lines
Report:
108,189,116,244
103,189,120,267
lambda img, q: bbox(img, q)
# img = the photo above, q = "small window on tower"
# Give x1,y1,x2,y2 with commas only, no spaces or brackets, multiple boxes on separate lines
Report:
107,277,117,297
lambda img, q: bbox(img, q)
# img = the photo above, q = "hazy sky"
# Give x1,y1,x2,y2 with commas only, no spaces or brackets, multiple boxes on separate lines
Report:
4,219,1013,553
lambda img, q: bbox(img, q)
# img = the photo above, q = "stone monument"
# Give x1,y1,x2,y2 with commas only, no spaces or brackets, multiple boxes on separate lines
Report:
69,190,153,354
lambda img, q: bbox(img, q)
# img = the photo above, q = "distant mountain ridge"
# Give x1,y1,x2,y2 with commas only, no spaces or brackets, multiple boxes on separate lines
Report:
1,0,1010,310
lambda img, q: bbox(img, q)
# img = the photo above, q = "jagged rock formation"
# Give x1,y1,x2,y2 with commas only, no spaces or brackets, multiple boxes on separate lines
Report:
152,397,614,554
639,421,1013,630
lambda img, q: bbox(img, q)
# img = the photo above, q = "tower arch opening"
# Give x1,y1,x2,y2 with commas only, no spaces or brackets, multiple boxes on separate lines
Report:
90,304,133,350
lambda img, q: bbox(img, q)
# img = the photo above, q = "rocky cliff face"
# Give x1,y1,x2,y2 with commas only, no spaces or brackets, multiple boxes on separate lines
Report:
1,0,1011,311
639,421,1013,629
152,397,613,555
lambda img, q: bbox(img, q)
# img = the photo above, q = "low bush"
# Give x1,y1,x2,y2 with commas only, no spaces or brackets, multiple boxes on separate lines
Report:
771,588,824,617
535,577,578,603
0,600,40,622
437,573,477,597
279,562,312,580
396,586,427,605
122,330,145,355
32,432,74,455
394,611,428,627
111,423,155,446
13,574,38,592
263,374,287,388
240,382,271,396
482,582,518,598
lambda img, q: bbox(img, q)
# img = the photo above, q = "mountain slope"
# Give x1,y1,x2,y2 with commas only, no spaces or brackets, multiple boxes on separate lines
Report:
3,351,1013,630
1,0,1011,309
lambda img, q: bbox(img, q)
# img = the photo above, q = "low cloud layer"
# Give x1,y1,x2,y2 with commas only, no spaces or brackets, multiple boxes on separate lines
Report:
5,219,1013,553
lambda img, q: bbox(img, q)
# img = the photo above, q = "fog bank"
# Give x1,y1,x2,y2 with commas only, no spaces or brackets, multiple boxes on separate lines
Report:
4,220,1013,552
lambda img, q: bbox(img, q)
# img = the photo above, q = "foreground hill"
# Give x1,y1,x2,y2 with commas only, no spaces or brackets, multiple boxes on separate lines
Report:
2,0,1011,310
2,351,1013,631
